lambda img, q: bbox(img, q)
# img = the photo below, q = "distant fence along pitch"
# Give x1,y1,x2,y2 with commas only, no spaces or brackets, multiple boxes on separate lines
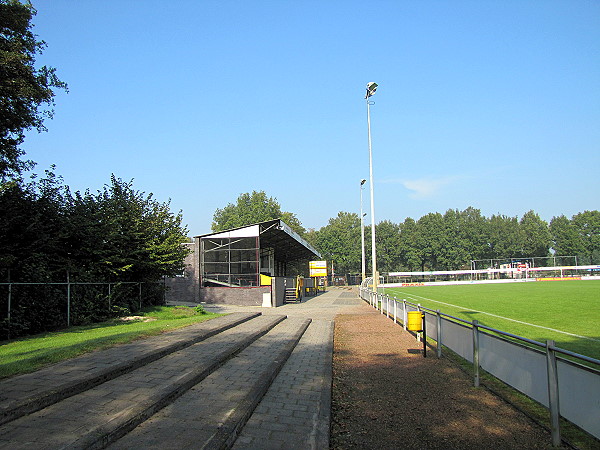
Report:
386,265,600,286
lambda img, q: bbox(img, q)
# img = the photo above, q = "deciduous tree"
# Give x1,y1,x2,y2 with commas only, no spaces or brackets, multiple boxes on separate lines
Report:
398,217,421,271
0,0,67,180
549,215,584,258
375,220,401,273
519,210,551,257
313,212,361,274
572,210,600,264
487,214,522,259
211,190,306,236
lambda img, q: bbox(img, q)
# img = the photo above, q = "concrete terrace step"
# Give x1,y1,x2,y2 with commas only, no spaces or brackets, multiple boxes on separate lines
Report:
108,317,311,450
0,314,286,450
233,318,333,450
0,312,261,426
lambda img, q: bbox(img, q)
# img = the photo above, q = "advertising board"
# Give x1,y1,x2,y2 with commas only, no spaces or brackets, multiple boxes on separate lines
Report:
309,260,328,277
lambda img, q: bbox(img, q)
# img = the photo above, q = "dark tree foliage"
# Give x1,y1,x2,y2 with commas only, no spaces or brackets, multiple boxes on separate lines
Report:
313,212,361,274
0,0,68,180
310,207,600,275
0,172,189,337
571,211,600,264
212,190,306,237
520,210,552,257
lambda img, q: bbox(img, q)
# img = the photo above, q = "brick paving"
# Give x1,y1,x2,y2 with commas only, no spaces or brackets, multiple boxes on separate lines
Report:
0,315,286,449
109,317,312,449
0,312,259,425
233,318,334,450
224,288,361,449
0,289,363,449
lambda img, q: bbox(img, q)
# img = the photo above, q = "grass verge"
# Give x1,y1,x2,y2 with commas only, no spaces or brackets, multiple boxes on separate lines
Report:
0,305,224,380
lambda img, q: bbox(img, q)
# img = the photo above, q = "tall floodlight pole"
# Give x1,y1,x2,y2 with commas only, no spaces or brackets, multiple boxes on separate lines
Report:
360,179,367,282
366,82,378,291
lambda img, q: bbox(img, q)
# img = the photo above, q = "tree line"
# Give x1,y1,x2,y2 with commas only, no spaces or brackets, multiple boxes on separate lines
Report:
2,3,597,338
309,207,600,275
0,171,189,336
210,192,599,275
1,2,190,338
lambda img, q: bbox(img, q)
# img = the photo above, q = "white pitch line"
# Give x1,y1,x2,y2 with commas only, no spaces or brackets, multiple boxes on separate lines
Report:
395,290,600,343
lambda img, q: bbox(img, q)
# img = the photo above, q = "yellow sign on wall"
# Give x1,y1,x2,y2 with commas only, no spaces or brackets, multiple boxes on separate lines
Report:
309,261,328,277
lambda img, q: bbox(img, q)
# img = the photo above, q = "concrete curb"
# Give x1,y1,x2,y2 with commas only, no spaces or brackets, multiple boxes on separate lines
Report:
62,315,287,450
313,319,333,450
0,312,261,426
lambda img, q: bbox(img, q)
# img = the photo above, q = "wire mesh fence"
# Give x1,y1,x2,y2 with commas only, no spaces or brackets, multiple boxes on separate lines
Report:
1,276,165,339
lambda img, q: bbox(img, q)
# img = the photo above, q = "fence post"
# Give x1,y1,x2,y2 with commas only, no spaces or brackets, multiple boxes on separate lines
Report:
403,299,407,330
66,271,71,327
416,304,422,342
139,283,142,311
386,295,390,318
436,309,442,358
7,283,11,325
7,269,11,339
546,339,561,446
422,310,427,358
472,319,480,387
108,283,112,311
393,297,397,323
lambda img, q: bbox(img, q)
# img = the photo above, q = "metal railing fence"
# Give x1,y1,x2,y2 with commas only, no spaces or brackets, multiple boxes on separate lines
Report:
1,277,156,339
359,286,600,446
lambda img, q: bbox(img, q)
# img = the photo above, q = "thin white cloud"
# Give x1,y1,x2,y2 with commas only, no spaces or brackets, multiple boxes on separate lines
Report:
401,176,456,199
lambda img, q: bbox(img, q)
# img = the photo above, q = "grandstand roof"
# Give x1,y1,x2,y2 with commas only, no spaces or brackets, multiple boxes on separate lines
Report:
196,219,321,262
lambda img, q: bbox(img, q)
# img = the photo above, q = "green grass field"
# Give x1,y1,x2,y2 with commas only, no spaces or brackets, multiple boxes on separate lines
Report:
0,305,223,379
384,280,600,361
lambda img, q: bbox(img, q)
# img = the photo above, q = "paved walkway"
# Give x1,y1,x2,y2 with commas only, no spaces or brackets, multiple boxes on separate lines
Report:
0,288,362,449
0,289,564,448
197,287,364,449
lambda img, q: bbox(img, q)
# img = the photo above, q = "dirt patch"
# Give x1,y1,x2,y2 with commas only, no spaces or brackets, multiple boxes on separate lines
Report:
118,316,156,322
331,305,556,449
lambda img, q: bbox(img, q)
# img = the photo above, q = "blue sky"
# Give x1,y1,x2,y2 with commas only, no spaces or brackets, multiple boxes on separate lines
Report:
25,1,599,235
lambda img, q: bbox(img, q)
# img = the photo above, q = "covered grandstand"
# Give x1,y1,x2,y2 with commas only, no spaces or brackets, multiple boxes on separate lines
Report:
165,219,321,306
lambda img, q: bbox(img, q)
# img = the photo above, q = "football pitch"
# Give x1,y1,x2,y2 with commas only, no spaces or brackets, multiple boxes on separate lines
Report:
384,280,600,361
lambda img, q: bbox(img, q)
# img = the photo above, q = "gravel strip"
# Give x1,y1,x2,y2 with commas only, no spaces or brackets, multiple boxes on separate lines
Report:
331,304,557,449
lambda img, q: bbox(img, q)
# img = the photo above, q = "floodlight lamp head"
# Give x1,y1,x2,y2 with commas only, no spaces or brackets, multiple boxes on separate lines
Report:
360,179,367,185
365,82,378,98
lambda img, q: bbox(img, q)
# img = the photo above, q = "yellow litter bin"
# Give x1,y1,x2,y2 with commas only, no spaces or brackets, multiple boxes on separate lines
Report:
407,311,423,332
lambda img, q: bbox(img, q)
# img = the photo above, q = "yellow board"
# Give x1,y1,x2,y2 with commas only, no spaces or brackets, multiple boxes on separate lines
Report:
260,274,272,286
407,311,423,332
309,260,327,277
